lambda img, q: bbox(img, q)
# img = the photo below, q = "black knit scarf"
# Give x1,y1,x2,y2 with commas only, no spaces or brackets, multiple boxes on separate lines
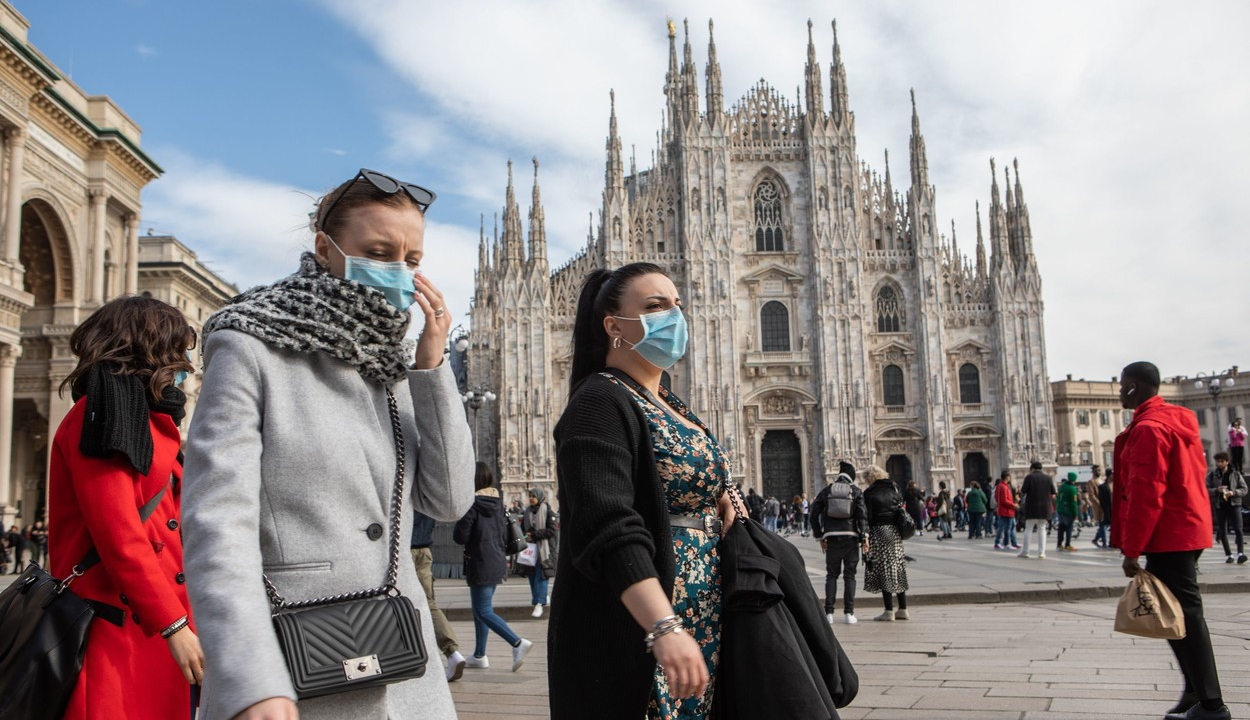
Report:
75,363,186,476
201,253,414,385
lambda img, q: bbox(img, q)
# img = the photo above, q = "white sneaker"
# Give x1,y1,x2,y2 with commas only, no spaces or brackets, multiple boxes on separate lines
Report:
1038,553,1047,559
531,603,544,618
511,638,533,672
894,608,909,621
464,655,489,669
826,613,835,624
445,651,465,682
845,613,858,624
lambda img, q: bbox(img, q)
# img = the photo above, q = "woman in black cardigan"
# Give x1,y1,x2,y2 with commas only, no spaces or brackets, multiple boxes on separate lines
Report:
549,263,739,720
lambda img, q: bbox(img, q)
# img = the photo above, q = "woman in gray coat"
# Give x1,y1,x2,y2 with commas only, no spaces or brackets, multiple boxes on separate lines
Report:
182,169,475,720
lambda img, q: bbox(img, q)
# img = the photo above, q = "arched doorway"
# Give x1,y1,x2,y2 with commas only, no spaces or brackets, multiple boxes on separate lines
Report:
760,430,802,501
886,454,912,493
962,452,989,488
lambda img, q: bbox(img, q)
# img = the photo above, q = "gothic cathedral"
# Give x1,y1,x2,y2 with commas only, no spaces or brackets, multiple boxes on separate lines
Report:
468,19,1054,503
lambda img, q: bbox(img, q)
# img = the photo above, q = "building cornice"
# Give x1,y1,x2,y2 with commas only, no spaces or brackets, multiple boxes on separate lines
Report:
0,23,58,88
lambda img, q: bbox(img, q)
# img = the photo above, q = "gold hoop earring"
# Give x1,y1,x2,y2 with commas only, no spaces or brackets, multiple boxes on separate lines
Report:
612,337,621,349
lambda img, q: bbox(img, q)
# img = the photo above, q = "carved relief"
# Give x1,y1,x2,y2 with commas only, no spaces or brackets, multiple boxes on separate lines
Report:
761,394,797,416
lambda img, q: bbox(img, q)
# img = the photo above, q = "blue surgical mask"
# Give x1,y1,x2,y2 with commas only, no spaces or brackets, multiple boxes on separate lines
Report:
174,370,189,386
613,306,688,369
326,235,416,312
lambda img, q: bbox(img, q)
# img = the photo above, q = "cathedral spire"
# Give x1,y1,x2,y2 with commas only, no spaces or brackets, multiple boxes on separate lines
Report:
664,18,681,130
478,214,489,271
501,159,525,266
975,201,987,278
528,157,547,266
908,89,929,189
705,19,723,122
605,90,624,193
680,18,699,122
804,19,824,120
1013,158,1035,262
988,158,1011,271
883,148,894,199
830,20,851,128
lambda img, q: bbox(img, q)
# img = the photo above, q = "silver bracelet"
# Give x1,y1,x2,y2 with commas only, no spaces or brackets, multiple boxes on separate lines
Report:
644,615,685,652
160,615,189,639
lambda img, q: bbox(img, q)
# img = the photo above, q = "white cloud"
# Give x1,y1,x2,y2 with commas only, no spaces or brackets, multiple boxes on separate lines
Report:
134,44,158,58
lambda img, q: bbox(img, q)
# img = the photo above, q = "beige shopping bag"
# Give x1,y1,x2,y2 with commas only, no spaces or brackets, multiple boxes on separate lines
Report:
1113,571,1186,639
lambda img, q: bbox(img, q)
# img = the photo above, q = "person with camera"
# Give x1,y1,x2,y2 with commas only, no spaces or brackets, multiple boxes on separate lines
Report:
1205,451,1247,564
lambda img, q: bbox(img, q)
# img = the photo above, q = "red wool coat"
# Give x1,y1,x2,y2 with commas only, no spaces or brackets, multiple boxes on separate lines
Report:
1111,395,1213,558
49,398,192,720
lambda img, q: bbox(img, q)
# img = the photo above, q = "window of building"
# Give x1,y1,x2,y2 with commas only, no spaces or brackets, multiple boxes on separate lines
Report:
875,286,901,332
1102,447,1114,468
760,301,790,352
1196,409,1207,426
883,365,905,407
1122,410,1133,425
1098,410,1110,427
958,363,981,404
753,179,785,252
1079,442,1093,464
1075,410,1090,427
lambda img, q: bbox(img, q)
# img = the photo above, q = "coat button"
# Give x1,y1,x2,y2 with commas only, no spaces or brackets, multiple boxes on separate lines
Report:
132,613,141,623
175,572,186,584
366,523,384,541
119,594,129,605
167,519,179,531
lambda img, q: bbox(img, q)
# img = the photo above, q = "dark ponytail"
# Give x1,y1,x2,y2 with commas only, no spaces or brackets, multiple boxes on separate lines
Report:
569,262,664,393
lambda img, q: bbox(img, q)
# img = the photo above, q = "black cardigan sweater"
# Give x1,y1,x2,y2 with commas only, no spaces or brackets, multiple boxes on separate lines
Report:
548,371,677,720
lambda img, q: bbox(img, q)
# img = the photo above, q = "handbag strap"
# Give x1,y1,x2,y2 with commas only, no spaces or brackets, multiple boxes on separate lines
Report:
263,387,406,612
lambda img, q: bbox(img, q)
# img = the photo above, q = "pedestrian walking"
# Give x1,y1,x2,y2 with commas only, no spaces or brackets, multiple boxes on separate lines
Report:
994,471,1020,550
863,465,909,621
745,487,764,521
28,519,47,566
549,262,737,720
810,461,868,625
454,463,534,672
1095,470,1114,548
763,494,780,532
49,296,203,720
1056,472,1081,551
935,482,953,539
522,487,557,617
1205,452,1247,564
1018,461,1055,559
412,509,466,681
1115,361,1230,720
904,481,925,537
182,168,475,720
965,481,987,539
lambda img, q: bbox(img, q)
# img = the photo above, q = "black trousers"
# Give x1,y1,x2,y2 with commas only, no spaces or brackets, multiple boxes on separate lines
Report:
823,537,859,615
1231,446,1244,474
1215,505,1245,556
1144,550,1222,701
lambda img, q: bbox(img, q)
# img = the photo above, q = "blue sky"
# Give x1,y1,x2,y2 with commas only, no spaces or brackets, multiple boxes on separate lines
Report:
19,0,1250,380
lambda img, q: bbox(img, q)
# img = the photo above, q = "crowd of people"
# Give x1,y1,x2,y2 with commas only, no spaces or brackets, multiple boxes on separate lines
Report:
8,165,1244,720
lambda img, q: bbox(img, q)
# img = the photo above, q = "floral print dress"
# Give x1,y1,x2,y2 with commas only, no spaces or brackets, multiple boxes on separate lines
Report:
602,374,730,720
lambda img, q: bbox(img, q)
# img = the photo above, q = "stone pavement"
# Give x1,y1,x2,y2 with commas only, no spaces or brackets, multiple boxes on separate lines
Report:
447,592,1250,720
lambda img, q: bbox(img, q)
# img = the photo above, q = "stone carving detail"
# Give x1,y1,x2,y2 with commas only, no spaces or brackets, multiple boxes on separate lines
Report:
762,394,797,416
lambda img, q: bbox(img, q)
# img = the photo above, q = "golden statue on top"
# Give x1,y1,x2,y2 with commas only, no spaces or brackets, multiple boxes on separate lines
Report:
667,18,676,38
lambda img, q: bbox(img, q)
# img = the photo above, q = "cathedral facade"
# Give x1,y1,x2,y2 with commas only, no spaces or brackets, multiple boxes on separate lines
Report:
468,19,1054,504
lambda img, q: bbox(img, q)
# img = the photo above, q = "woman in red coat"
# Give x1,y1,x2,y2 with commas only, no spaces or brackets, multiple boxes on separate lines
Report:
49,296,205,720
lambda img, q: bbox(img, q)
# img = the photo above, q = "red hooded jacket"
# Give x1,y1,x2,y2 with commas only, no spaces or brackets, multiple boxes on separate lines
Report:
1111,395,1212,558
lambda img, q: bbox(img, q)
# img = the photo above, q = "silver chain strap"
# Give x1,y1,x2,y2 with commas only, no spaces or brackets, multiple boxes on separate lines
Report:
263,387,406,613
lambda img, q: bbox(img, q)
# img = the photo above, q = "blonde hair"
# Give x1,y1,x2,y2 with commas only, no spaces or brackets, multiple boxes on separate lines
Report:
863,465,889,482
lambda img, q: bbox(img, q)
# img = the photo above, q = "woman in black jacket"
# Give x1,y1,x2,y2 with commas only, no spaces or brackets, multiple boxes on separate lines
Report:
549,262,739,720
863,465,910,622
453,462,533,672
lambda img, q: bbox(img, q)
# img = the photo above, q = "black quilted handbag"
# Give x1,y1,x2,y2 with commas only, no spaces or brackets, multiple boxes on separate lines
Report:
264,389,427,699
504,516,527,555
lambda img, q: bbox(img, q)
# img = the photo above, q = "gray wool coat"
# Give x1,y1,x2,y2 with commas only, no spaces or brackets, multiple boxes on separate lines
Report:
182,329,475,720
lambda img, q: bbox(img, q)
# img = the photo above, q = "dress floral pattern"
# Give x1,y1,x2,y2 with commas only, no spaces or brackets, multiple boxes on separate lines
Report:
602,374,729,720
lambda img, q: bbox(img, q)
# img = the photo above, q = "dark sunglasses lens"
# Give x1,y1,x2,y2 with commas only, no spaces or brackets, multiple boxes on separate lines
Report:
403,186,435,208
361,170,400,193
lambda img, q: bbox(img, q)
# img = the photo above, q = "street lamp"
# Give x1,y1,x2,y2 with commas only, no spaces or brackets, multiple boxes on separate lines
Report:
462,384,496,456
1195,372,1235,443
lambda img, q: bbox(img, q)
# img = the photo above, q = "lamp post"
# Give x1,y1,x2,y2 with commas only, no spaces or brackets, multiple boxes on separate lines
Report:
1194,372,1235,449
462,384,496,457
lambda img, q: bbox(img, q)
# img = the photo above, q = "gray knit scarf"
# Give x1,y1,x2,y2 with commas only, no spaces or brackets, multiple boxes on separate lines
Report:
202,253,414,385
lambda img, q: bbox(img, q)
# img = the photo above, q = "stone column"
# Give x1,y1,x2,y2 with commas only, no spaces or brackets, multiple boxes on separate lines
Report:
3,128,25,265
124,213,139,294
89,190,107,303
0,343,22,524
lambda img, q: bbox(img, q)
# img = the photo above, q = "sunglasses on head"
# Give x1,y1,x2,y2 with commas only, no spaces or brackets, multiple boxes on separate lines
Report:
318,168,437,230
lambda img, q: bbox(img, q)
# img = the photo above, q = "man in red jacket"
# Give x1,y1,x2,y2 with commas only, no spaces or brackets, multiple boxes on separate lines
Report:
1114,361,1227,720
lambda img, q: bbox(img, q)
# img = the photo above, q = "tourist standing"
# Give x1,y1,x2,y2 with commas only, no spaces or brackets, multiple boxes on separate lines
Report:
522,487,557,617
810,461,868,624
1205,452,1247,564
1228,418,1246,474
994,472,1019,550
182,168,475,720
1056,472,1081,551
904,481,925,537
934,482,953,540
863,465,909,621
965,481,987,539
1115,361,1228,720
1018,461,1055,559
763,494,781,532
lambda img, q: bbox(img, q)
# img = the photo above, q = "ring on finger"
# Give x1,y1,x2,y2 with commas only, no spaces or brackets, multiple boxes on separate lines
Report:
433,306,445,318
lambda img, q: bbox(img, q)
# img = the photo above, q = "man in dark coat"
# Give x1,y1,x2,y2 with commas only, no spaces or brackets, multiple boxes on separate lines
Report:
1018,461,1055,559
810,461,869,625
